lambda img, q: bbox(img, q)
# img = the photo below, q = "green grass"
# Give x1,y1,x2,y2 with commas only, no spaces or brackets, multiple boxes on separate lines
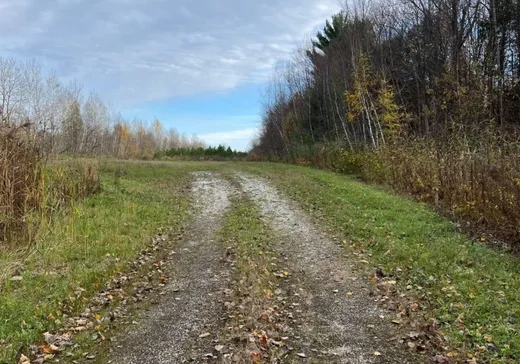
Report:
215,192,292,362
0,161,219,363
2,159,520,363
240,162,520,362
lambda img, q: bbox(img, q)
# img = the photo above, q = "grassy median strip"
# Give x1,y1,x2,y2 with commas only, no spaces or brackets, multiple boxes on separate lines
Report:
242,162,520,363
216,193,294,362
0,161,194,363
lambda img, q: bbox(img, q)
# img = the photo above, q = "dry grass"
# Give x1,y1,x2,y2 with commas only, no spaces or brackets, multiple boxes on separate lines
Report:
0,129,101,248
377,139,520,246
0,130,43,244
280,136,520,249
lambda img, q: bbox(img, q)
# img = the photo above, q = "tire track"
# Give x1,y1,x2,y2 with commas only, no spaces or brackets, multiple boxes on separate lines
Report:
109,172,234,364
235,172,420,364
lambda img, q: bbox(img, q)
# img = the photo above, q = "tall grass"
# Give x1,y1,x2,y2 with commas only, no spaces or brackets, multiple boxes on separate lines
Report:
375,139,520,245
0,130,100,248
0,132,42,244
277,134,520,249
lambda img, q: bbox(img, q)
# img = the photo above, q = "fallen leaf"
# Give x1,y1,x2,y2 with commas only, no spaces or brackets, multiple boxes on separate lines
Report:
18,354,30,364
378,280,397,287
40,343,59,354
455,314,465,329
432,354,449,363
483,334,493,342
214,345,224,352
76,318,88,325
408,331,420,339
251,352,262,361
260,333,268,346
297,352,306,358
199,332,211,338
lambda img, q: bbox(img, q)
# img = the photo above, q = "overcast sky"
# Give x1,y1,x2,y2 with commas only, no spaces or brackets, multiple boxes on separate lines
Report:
0,0,342,150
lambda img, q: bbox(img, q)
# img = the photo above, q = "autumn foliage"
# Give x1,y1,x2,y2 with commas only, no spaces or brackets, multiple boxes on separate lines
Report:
253,1,520,247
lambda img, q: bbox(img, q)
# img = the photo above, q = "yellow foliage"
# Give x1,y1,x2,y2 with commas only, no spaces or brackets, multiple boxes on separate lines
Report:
377,80,404,139
344,91,362,122
282,112,298,141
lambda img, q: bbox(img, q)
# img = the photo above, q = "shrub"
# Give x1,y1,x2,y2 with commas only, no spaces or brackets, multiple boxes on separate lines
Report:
283,136,520,248
0,127,101,247
44,160,101,210
378,138,520,244
0,128,42,244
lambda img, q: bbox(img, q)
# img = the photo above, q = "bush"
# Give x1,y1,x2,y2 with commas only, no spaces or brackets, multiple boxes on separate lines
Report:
379,139,520,244
44,160,101,210
0,129,101,247
0,131,42,243
282,137,520,248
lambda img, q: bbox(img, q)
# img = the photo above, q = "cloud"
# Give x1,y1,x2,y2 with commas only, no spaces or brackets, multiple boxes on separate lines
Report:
0,0,343,107
199,128,258,151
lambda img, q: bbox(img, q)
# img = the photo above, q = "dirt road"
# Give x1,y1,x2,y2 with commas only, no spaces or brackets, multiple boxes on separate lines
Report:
110,173,235,363
108,171,421,363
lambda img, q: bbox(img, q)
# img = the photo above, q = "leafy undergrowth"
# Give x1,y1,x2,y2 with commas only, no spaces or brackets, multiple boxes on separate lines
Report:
216,194,297,363
0,161,200,363
241,162,520,363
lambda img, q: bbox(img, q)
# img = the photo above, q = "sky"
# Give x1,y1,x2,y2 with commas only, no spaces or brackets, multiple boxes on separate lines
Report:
0,0,343,151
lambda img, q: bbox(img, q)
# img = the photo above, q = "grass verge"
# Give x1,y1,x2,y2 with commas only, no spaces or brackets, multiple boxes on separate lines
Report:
0,161,196,363
241,162,520,363
216,193,293,362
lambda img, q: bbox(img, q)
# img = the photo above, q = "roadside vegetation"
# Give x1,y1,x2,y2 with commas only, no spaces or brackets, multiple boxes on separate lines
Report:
0,127,101,248
3,157,520,362
3,0,520,361
155,144,248,161
0,161,195,363
252,0,520,249
242,162,520,362
215,195,290,362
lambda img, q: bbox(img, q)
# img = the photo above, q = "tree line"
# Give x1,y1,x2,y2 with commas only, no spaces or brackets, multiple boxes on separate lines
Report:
0,57,204,159
253,0,520,245
155,145,248,160
254,0,520,154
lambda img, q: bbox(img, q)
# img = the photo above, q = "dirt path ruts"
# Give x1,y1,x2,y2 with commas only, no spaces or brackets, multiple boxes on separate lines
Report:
109,172,234,364
235,172,421,364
